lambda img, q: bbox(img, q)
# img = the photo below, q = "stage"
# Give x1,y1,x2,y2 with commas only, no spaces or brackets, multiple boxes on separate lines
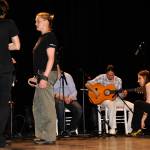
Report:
3,135,150,150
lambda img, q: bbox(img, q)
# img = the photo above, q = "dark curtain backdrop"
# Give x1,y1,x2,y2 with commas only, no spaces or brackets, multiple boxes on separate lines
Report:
5,0,150,135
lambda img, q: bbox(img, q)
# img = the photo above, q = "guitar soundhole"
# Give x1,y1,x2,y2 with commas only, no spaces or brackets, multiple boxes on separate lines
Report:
104,89,110,96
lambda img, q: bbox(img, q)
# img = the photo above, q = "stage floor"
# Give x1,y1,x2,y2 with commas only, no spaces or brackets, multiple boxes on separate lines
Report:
2,135,150,150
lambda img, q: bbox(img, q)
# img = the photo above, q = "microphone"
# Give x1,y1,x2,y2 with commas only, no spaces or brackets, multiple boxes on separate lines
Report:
112,89,122,98
112,90,119,98
134,49,139,56
134,41,144,56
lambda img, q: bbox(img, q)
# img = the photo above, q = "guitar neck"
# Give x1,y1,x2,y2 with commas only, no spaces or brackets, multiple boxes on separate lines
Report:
127,88,136,92
126,87,143,94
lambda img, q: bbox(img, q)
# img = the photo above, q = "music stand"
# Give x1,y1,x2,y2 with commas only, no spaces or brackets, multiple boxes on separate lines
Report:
79,69,90,136
80,88,88,135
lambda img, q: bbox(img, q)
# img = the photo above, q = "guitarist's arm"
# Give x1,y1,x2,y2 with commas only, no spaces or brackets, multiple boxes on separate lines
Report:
85,82,99,98
119,90,128,99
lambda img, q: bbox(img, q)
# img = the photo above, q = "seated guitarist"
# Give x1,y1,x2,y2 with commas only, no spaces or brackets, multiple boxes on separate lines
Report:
53,65,82,137
85,64,134,135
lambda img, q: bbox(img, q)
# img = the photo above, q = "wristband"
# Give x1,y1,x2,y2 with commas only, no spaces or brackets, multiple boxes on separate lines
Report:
37,74,48,83
40,74,48,81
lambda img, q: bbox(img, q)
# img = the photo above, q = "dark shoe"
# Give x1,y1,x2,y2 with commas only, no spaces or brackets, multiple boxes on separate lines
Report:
0,143,6,148
60,131,70,138
0,137,6,148
34,139,56,145
90,130,99,137
70,130,78,137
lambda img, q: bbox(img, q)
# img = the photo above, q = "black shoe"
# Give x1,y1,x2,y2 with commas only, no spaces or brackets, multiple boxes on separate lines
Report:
60,131,70,138
69,130,78,137
0,143,5,148
90,131,99,137
0,137,6,148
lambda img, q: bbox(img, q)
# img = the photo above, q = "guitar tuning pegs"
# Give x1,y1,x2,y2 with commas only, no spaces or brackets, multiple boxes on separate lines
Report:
136,87,144,94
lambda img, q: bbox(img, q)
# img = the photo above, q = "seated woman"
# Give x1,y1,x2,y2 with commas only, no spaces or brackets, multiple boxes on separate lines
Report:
131,70,150,136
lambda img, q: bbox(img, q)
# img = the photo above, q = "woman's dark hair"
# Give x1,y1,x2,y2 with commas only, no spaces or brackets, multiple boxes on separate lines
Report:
0,0,9,18
138,70,150,100
105,64,115,73
138,70,150,84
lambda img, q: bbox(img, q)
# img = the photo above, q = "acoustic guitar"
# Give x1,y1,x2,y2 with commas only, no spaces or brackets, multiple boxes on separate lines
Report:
88,83,143,105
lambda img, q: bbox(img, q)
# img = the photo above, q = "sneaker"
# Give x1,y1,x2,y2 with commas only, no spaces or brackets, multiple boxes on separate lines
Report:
109,129,116,135
34,140,56,145
128,128,133,134
33,138,41,142
130,129,143,137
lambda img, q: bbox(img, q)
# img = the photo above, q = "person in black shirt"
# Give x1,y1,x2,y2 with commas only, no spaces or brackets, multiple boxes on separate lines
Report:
0,0,20,147
28,12,58,145
130,70,150,136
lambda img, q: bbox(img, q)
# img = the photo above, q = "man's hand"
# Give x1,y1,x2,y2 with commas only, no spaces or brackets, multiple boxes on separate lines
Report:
64,97,73,104
122,90,128,97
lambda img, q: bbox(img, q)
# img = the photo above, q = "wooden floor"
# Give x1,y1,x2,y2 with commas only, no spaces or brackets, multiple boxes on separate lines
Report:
2,135,150,150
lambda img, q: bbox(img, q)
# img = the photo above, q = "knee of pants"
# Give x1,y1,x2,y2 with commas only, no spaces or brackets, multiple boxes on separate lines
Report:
102,100,115,109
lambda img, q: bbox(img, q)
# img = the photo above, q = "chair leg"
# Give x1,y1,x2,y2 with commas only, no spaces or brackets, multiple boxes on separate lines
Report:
105,107,109,133
98,106,102,134
56,119,58,135
124,108,128,135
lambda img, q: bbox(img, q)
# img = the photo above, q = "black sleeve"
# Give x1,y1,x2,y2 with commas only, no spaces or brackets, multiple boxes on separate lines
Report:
47,33,57,49
9,19,19,37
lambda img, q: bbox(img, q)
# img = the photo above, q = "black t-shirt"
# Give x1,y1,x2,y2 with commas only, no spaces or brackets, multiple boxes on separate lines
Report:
33,32,58,75
0,19,19,74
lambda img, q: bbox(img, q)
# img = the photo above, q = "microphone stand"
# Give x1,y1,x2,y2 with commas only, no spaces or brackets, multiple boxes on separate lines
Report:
80,69,91,137
60,72,68,135
112,90,133,113
8,73,16,139
81,70,86,135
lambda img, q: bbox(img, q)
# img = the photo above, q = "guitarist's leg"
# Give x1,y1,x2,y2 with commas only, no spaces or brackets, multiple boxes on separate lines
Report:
101,100,116,135
124,101,134,133
115,98,134,133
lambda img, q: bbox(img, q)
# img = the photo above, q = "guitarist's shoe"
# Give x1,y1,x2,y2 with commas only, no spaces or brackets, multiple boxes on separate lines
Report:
109,129,116,135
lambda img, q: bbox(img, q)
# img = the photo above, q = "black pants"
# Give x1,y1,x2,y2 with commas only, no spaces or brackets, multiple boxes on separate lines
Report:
0,72,13,144
55,99,82,134
132,100,150,131
87,104,98,133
